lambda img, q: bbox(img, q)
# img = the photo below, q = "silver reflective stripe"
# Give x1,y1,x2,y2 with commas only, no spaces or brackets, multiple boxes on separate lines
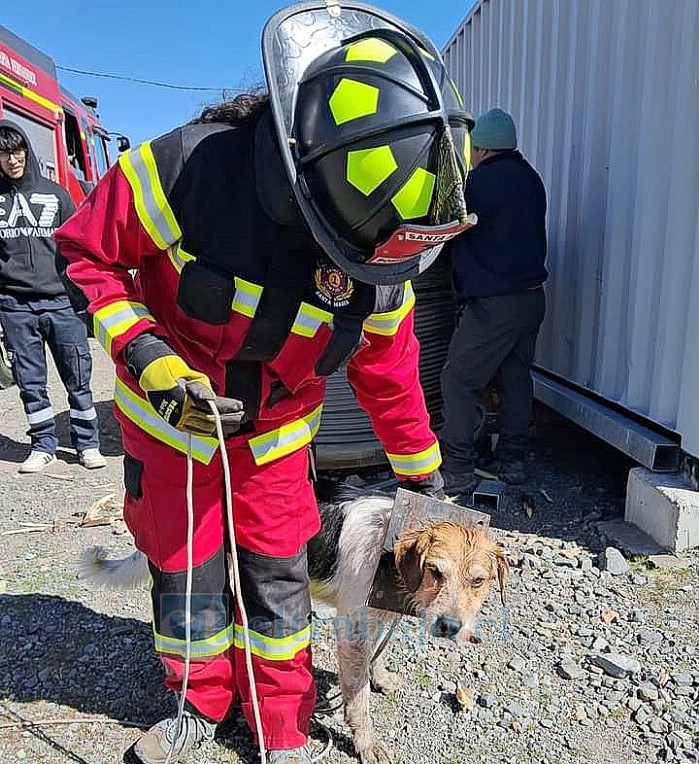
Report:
168,243,194,273
154,623,235,658
233,624,311,661
26,406,54,425
70,407,97,421
232,278,263,318
363,283,415,336
93,302,155,356
387,442,442,477
291,303,334,338
113,380,217,464
119,142,181,249
248,405,323,466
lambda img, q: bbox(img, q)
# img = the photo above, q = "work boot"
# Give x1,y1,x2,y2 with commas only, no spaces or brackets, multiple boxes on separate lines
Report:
481,454,527,485
441,467,478,497
268,746,312,764
130,711,216,764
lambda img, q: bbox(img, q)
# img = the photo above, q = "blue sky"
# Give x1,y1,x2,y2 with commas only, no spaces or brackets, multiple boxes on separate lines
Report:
10,1,477,156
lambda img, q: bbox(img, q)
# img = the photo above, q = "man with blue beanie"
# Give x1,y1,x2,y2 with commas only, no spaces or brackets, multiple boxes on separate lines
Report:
440,108,548,494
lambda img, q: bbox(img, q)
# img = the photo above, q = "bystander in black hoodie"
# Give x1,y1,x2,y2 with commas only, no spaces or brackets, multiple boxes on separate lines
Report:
0,119,75,297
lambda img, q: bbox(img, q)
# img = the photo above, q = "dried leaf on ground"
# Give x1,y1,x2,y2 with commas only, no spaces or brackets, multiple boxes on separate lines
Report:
455,680,475,711
80,494,123,528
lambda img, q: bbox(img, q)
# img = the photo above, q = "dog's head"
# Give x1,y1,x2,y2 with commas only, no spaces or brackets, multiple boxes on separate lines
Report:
394,522,508,643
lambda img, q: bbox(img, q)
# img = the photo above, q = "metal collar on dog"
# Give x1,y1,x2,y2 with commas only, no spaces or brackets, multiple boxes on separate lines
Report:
368,488,490,614
382,488,490,554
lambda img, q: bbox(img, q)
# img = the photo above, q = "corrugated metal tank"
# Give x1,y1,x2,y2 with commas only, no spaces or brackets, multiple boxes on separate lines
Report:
443,0,699,457
315,253,453,469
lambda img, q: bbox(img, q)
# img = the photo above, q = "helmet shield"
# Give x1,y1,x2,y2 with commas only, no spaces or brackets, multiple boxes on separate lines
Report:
262,1,474,285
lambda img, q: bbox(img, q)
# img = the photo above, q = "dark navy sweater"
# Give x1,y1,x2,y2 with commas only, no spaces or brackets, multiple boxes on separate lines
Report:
448,150,548,299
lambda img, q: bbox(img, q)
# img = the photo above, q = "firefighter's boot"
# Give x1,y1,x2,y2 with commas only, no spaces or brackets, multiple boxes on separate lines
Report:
268,746,312,764
130,711,216,764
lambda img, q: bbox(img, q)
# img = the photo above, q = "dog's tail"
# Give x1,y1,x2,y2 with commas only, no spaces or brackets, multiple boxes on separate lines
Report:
79,546,150,589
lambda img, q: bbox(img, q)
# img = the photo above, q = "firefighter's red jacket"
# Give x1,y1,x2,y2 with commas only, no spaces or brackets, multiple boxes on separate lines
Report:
54,119,441,478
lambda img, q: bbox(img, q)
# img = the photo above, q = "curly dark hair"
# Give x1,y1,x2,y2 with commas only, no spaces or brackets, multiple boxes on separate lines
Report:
0,126,27,152
191,91,270,126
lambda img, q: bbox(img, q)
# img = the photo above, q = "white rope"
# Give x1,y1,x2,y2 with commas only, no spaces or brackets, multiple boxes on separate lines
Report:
169,406,333,764
208,402,268,764
164,434,195,764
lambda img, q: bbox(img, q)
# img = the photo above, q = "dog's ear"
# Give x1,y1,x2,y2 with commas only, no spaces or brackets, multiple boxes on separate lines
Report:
394,529,432,593
489,544,509,606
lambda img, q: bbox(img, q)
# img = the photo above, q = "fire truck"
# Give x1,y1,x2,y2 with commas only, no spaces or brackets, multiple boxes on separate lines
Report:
0,25,129,388
0,24,129,206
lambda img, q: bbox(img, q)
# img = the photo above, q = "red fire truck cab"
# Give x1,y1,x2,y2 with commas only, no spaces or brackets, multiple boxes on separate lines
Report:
0,25,128,205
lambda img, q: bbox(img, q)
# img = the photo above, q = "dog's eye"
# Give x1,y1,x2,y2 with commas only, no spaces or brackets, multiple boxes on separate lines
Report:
471,577,486,588
427,564,443,581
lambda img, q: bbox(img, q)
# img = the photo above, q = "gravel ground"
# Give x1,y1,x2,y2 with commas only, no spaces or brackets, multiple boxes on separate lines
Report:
0,342,698,764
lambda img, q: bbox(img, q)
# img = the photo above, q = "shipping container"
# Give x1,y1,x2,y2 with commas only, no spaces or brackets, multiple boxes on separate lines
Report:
443,0,698,465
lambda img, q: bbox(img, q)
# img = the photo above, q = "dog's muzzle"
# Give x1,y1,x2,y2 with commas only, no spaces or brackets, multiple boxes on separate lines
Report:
432,616,463,640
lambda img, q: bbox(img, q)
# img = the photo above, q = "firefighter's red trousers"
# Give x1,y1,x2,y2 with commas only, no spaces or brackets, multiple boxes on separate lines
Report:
121,420,321,749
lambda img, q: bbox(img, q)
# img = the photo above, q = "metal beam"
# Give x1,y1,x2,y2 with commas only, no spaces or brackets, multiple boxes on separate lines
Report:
533,371,680,473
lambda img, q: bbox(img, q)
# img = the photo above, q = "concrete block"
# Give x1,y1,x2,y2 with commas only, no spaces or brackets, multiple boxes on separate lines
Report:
595,519,664,557
625,468,699,552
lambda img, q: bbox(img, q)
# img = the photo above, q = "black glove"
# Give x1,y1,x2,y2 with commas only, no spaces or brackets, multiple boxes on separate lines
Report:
184,380,247,438
397,470,445,501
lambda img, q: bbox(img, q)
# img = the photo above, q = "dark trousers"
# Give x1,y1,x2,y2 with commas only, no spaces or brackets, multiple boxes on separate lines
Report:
0,294,99,454
440,288,545,469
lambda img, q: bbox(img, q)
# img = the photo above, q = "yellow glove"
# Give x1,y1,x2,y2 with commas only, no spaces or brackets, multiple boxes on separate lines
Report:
125,335,246,437
138,354,216,436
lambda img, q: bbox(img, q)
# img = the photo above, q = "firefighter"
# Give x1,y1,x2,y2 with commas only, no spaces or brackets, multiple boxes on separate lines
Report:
55,4,474,763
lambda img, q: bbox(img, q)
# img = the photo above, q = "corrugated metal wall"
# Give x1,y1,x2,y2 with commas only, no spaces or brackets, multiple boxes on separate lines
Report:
443,0,699,456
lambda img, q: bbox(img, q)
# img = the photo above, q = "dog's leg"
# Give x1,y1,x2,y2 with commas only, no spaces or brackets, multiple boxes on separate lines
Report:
336,607,392,764
368,608,401,696
330,493,394,763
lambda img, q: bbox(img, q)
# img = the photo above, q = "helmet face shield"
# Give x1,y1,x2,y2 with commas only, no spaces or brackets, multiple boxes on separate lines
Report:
263,1,475,284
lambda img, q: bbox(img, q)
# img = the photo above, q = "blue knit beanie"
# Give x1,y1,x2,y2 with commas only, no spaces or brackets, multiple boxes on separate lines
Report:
470,108,517,150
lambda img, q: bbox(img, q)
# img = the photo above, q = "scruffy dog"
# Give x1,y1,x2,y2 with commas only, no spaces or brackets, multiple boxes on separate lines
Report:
82,483,508,764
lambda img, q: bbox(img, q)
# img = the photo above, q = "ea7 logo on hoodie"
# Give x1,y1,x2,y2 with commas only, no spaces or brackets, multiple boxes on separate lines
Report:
0,192,59,238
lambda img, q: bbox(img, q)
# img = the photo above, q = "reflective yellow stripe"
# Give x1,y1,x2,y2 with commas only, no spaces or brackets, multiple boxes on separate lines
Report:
167,243,195,273
387,441,442,477
232,278,263,318
0,72,61,114
291,302,334,338
119,141,181,250
166,245,263,318
363,282,415,336
154,622,235,658
114,378,217,464
93,300,155,356
248,405,323,466
234,624,311,661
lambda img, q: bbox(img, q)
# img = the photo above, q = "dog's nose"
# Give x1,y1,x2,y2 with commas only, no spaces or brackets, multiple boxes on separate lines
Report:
432,616,462,639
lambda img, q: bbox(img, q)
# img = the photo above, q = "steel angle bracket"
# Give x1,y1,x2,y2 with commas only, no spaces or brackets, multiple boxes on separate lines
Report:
367,488,490,614
471,479,507,512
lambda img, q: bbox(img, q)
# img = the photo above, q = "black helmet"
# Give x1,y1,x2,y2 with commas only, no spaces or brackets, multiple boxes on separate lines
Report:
263,1,475,285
